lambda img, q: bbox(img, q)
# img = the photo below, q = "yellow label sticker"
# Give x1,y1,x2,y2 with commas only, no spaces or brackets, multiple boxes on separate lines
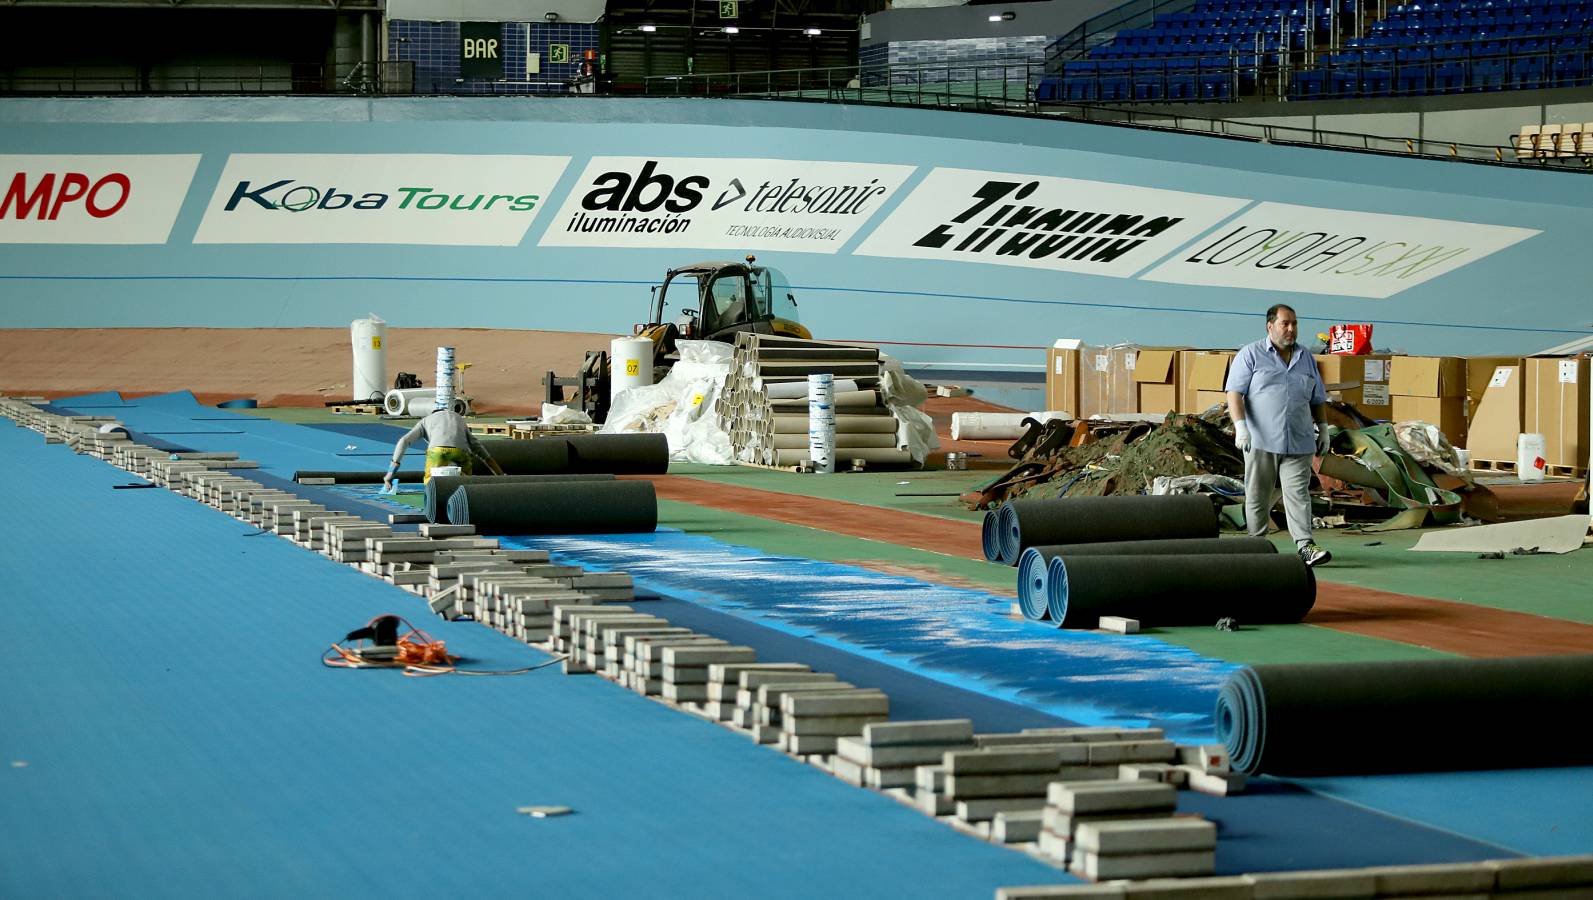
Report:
625,359,640,377
371,336,382,350
691,393,704,407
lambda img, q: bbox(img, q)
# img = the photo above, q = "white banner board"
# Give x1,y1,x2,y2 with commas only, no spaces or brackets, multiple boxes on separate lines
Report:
0,155,200,244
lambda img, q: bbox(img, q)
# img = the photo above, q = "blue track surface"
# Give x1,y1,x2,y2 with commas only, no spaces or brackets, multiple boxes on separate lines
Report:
0,412,1069,899
12,393,1588,882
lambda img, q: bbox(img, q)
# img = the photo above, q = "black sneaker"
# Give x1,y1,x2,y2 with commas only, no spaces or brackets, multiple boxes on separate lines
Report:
1298,541,1332,567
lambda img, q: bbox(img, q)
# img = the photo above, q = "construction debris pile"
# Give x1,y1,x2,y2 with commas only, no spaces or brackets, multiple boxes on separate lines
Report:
713,333,938,469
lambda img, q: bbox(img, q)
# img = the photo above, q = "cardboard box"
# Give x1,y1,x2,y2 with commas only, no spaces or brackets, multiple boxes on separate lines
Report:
1194,390,1229,412
1132,348,1183,414
1388,356,1466,397
1315,353,1393,420
1465,362,1525,461
1080,345,1140,416
1524,356,1589,470
1392,396,1468,448
1045,340,1083,417
1180,351,1235,413
1464,356,1524,419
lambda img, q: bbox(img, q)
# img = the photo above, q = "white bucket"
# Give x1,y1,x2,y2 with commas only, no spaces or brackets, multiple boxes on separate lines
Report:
610,337,655,405
808,373,836,474
434,346,456,410
1517,432,1548,482
950,411,1070,441
350,314,388,403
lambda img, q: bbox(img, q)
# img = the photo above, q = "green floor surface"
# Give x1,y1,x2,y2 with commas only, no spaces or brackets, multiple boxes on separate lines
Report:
669,463,993,523
655,499,1454,668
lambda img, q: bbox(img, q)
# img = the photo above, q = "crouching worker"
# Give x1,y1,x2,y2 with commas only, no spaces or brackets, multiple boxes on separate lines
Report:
383,399,503,490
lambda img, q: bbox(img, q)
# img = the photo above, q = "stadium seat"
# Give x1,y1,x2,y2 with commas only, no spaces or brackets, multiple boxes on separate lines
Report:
1513,123,1541,158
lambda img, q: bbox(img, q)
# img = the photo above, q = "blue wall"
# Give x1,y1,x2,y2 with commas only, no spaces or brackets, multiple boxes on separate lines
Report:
2,96,1590,374
389,20,599,94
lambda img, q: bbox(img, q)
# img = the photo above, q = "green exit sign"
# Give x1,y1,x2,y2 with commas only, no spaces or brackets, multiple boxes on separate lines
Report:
719,0,738,18
549,43,570,63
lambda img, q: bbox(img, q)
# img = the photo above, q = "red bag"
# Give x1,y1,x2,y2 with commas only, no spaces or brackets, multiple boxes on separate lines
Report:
1327,324,1374,355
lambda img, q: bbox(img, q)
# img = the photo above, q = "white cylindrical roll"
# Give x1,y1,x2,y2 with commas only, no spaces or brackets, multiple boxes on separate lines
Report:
808,373,835,474
350,315,388,403
950,411,1071,441
770,432,897,450
611,337,655,405
435,346,456,411
384,387,435,417
765,378,859,400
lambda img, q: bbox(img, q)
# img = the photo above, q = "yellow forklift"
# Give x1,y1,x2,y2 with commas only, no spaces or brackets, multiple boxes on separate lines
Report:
545,256,812,422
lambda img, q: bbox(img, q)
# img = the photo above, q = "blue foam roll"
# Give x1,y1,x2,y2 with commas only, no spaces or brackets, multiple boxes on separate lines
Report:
980,510,1005,563
1215,666,1267,775
1015,547,1052,621
216,398,258,409
996,502,1021,564
1044,554,1071,624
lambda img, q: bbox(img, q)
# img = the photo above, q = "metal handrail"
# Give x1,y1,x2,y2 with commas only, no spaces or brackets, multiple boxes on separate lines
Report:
643,58,1046,108
0,61,415,96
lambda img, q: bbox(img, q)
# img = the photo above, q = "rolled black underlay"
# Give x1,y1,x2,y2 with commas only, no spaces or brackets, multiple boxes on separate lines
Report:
445,480,659,535
425,473,617,524
1218,655,1593,776
479,433,670,476
1048,553,1316,629
995,494,1217,564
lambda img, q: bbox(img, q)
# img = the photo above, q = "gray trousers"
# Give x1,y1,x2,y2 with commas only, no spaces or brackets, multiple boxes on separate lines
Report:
1243,449,1314,544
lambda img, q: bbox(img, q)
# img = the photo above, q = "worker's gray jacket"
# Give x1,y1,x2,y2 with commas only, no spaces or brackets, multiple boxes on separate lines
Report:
388,410,494,469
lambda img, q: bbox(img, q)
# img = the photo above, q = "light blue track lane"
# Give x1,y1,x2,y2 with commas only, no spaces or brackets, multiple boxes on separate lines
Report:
0,416,1069,899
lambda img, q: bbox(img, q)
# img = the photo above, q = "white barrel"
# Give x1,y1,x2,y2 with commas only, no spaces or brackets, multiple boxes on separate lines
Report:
808,373,836,474
610,337,655,405
950,411,1071,441
384,387,435,417
350,315,388,403
765,378,859,400
434,346,456,411
1517,432,1547,482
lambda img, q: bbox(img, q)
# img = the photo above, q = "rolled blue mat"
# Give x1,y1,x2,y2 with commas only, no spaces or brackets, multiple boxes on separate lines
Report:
216,398,258,409
1016,547,1053,621
981,510,1005,563
996,495,1217,565
1044,553,1314,629
1217,655,1593,776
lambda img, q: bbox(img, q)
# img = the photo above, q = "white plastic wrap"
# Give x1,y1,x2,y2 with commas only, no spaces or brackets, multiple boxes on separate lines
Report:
541,403,593,425
601,340,736,464
878,353,940,465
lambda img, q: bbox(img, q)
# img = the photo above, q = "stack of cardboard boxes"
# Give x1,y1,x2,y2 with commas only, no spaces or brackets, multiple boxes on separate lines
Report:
1042,340,1589,474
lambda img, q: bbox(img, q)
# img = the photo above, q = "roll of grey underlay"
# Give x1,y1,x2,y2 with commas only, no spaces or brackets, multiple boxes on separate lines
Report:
996,494,1217,564
767,448,914,467
743,334,872,351
754,346,880,362
770,432,899,450
424,473,617,524
1025,537,1276,559
445,481,657,534
753,361,882,378
770,390,881,408
770,415,898,433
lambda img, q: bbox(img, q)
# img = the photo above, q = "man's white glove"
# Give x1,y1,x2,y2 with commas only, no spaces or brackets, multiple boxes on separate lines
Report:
1233,419,1252,453
1315,425,1331,458
382,467,396,491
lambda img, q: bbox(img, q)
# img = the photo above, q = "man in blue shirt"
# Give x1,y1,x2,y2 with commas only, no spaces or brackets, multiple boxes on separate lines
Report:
1225,304,1333,567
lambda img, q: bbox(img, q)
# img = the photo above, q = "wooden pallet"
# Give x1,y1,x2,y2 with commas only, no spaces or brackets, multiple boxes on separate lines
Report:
1471,458,1517,472
1473,458,1588,478
1548,464,1588,478
330,402,383,415
467,422,513,437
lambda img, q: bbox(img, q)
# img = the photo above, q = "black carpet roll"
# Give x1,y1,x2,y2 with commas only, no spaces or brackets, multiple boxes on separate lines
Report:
445,480,658,535
292,469,424,484
1045,553,1315,629
1015,538,1276,622
996,495,1217,565
476,438,573,474
564,433,670,474
1218,655,1593,776
424,473,617,524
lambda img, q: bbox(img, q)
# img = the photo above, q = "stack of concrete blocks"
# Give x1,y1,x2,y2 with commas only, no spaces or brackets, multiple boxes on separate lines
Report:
599,624,699,679
994,854,1593,899
1036,781,1208,879
625,632,732,693
1174,743,1247,796
574,612,674,672
702,663,811,722
324,520,392,564
831,719,976,794
736,673,851,745
479,576,595,643
660,645,759,707
776,687,889,758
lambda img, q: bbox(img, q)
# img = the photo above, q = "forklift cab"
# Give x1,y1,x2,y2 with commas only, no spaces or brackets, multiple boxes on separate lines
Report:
649,257,809,346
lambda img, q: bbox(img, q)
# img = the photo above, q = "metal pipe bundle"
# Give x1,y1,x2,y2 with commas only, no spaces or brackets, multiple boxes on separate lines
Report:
991,495,1218,565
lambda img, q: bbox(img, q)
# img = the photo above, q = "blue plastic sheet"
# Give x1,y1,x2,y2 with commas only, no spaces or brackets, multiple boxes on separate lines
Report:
503,530,1237,743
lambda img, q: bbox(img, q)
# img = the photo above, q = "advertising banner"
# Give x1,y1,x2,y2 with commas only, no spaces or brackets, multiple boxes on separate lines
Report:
0,154,200,244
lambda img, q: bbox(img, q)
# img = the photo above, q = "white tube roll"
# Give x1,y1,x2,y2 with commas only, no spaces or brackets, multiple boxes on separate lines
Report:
384,387,436,417
434,346,456,411
611,336,655,405
950,411,1071,441
808,373,835,474
764,378,859,400
350,315,388,403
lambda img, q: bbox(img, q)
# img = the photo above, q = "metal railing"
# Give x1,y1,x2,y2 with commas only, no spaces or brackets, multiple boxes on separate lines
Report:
643,59,1044,109
1046,0,1205,65
0,61,415,96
